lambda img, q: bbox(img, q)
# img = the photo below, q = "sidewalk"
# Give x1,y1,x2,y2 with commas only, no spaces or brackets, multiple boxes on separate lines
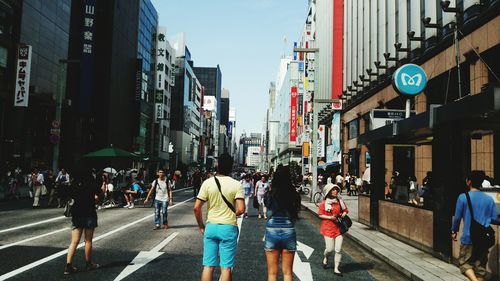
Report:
301,194,465,281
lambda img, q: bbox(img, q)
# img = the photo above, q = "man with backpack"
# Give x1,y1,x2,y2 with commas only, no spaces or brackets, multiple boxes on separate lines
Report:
452,171,497,281
193,154,245,281
145,169,173,230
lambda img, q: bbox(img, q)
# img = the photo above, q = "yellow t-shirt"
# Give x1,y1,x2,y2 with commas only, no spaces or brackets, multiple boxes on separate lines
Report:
197,176,244,226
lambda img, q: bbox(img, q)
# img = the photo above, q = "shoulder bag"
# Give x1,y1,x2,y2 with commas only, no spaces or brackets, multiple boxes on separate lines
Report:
214,176,236,213
464,192,495,256
337,199,352,234
64,198,74,217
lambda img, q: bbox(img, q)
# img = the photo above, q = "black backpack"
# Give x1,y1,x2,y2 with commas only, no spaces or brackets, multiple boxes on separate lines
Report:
464,192,496,257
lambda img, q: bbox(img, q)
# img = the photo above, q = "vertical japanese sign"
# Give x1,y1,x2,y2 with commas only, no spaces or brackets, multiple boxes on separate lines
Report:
317,125,325,158
79,0,96,113
331,112,341,162
154,26,167,122
14,45,32,107
290,86,298,142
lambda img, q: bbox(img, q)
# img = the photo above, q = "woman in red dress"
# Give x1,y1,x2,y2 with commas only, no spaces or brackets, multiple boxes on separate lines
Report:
317,184,348,276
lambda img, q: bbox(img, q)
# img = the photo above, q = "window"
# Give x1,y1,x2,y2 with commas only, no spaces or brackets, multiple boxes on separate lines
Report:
348,119,359,140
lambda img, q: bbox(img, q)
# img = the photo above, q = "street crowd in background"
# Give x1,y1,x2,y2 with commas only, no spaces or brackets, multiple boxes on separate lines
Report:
1,159,497,281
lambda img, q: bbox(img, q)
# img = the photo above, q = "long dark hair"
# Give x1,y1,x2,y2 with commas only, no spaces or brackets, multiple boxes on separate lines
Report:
269,167,300,219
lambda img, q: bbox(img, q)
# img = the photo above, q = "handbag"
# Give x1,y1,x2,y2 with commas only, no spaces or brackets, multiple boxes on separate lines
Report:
41,185,48,196
337,199,352,234
253,196,259,208
464,193,495,257
63,198,74,217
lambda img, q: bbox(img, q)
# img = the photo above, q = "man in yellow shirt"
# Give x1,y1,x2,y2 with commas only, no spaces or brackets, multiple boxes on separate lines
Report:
194,154,245,281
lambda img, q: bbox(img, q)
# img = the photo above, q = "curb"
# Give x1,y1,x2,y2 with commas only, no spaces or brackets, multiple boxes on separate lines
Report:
300,201,424,281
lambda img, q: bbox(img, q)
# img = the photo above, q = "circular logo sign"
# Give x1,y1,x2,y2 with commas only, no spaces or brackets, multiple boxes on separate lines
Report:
392,64,427,96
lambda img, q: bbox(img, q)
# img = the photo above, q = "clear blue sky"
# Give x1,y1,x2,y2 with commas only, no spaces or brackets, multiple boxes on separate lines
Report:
151,0,307,137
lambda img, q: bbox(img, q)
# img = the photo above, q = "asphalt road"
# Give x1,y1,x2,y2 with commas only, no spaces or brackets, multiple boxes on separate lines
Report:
0,188,408,281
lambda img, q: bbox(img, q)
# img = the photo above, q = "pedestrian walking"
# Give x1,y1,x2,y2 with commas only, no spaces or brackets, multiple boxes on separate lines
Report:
64,169,104,275
335,173,344,194
6,169,19,200
240,174,253,218
318,184,349,276
56,168,71,208
264,167,301,281
255,175,270,219
193,153,245,281
145,169,173,230
30,168,45,208
45,170,56,207
452,171,497,281
193,169,203,197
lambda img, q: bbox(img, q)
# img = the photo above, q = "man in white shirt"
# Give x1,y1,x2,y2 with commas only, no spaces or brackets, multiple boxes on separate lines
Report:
335,174,344,193
145,169,173,230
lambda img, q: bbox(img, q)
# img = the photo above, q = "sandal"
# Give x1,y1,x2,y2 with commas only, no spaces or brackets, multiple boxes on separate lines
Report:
322,257,328,269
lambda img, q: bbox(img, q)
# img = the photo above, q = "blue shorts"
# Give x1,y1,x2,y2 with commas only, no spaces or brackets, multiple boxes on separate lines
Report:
264,227,297,252
203,224,239,268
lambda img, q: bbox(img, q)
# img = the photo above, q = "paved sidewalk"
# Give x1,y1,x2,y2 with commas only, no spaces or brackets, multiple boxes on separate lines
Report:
301,194,465,281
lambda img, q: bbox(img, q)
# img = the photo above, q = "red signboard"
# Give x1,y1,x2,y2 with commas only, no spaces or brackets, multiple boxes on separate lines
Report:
290,87,298,142
332,0,343,99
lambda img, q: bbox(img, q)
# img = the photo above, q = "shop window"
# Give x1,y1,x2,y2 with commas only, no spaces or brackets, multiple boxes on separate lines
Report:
348,119,359,140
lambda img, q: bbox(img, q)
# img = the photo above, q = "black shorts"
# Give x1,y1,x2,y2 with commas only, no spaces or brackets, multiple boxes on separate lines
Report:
72,216,98,229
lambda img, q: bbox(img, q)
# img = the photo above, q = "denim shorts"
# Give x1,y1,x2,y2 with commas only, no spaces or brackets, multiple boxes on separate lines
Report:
203,224,239,268
264,227,297,252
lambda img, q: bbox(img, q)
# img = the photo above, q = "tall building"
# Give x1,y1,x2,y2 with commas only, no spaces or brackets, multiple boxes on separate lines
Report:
0,0,71,172
170,33,202,166
219,88,230,153
62,0,142,169
194,65,222,157
238,133,261,168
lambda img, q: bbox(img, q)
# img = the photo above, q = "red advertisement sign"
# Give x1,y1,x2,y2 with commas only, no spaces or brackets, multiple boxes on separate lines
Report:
290,87,298,142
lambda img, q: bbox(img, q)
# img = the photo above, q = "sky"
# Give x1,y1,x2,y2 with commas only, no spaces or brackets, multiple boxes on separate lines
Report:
151,0,308,138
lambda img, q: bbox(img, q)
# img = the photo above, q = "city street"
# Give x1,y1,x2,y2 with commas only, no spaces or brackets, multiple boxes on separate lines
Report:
0,188,407,281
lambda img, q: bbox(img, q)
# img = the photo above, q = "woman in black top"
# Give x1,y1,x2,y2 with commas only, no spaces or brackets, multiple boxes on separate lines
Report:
264,167,301,281
64,169,104,275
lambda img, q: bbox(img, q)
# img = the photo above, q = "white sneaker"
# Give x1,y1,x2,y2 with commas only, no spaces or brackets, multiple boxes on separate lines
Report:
128,203,135,209
123,204,130,208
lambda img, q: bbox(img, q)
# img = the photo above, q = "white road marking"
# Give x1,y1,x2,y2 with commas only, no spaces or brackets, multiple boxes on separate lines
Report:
0,216,66,234
0,197,194,281
0,227,70,250
293,240,314,281
114,232,179,281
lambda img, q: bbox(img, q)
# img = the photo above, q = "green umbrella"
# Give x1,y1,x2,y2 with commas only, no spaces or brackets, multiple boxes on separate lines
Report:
83,147,139,158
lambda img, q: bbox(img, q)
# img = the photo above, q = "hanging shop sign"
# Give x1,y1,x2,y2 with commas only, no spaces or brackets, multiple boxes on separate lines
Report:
317,125,325,158
79,0,96,113
154,26,168,122
14,45,32,107
392,63,427,96
290,87,298,142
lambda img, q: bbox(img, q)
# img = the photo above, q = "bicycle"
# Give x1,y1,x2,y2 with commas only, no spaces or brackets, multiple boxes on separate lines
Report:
313,190,325,206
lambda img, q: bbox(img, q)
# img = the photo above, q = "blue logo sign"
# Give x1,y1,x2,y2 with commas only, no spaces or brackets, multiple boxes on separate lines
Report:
392,64,427,96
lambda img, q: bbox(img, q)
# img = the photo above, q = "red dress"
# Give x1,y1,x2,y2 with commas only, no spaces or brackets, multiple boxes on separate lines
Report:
318,200,349,238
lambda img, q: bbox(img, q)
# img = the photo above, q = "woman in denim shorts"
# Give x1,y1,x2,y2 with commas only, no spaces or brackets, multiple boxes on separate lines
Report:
64,170,104,275
264,167,301,281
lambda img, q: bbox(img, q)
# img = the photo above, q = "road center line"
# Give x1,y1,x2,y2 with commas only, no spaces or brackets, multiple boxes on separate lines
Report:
0,216,66,234
0,227,70,250
0,197,194,281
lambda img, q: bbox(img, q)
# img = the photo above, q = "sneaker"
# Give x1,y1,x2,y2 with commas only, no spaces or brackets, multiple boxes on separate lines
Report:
258,214,262,219
85,262,100,271
64,264,78,275
128,203,134,209
153,225,161,230
244,213,248,218
123,204,130,208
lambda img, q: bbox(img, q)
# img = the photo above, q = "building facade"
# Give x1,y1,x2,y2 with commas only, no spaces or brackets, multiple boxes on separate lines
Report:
340,0,500,272
170,33,201,166
0,0,71,172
